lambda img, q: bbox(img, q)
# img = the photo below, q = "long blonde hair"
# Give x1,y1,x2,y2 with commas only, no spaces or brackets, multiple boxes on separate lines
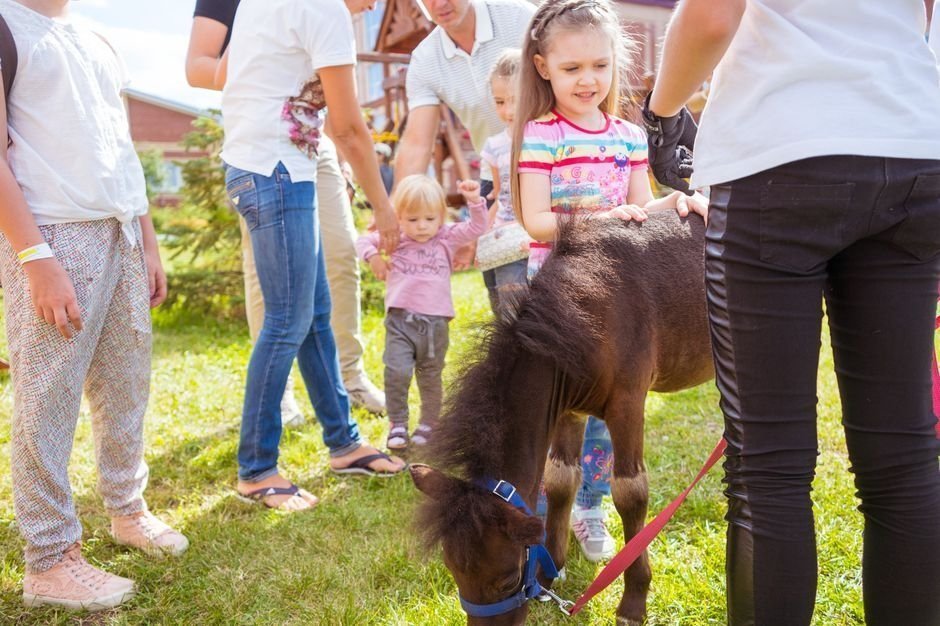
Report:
510,0,636,226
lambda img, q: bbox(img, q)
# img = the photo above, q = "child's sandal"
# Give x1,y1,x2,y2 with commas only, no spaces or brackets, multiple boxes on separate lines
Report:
386,425,410,450
412,423,433,446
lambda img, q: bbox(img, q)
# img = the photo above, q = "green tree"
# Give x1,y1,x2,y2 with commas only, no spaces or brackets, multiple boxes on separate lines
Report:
138,149,167,204
159,113,244,316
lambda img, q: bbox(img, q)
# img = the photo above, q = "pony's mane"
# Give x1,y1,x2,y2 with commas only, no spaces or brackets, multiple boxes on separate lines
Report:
419,217,626,554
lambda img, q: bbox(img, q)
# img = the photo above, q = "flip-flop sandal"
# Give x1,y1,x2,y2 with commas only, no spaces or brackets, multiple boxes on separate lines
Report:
331,452,404,478
235,483,318,511
386,425,410,450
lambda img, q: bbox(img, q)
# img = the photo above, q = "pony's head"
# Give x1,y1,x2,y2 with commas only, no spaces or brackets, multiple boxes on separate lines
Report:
411,464,546,625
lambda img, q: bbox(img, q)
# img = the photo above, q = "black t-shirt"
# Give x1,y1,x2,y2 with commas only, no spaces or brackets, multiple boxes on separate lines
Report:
193,0,240,52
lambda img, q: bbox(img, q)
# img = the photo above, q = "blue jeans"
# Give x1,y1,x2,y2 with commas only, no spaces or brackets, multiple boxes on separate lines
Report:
225,162,361,481
576,416,613,509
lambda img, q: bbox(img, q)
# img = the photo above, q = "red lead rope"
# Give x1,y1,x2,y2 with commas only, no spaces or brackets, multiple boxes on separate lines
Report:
567,437,727,616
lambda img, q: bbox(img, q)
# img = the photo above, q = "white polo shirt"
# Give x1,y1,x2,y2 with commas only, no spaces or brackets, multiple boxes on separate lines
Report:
407,0,535,179
221,0,356,181
692,0,940,189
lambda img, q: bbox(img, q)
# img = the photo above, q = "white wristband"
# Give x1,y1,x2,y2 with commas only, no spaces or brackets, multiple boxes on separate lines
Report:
17,242,54,265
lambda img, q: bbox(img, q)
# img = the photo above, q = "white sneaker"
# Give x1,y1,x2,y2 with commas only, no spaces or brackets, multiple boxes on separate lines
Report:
571,507,616,562
280,391,305,429
345,375,386,414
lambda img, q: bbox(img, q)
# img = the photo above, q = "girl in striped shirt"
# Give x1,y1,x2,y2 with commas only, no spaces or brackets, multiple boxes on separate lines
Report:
510,0,707,562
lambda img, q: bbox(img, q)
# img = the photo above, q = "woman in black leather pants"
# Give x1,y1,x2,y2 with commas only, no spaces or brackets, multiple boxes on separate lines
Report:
642,1,940,624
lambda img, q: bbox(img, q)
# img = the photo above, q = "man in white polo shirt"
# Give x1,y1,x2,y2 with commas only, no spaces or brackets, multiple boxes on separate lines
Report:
395,0,534,292
396,0,534,181
644,1,940,625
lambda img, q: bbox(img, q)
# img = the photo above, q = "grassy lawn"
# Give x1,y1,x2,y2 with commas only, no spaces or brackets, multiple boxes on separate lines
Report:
0,267,931,625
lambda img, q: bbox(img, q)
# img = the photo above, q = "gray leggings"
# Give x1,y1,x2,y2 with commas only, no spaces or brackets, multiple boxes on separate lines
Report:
383,308,449,428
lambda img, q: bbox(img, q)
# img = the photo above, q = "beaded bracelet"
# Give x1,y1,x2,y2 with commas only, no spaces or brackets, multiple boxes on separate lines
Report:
17,242,54,265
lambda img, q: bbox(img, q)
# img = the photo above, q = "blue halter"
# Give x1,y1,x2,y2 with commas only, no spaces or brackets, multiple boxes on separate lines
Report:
458,479,563,618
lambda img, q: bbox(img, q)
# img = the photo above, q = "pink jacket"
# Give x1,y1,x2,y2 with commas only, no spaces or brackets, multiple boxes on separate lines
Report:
355,199,487,318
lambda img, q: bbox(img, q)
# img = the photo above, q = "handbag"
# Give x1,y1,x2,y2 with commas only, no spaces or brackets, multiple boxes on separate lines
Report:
475,221,532,272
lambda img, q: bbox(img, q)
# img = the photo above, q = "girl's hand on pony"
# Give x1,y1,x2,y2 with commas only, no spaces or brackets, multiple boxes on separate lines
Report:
599,204,649,222
367,254,389,281
650,190,709,223
457,179,483,204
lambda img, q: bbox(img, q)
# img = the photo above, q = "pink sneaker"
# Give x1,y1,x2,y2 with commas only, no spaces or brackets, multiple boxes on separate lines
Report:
23,543,135,611
111,511,189,557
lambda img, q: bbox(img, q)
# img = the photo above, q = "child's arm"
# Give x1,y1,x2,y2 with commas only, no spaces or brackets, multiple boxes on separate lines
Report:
0,96,83,338
138,214,167,308
488,164,501,203
519,172,560,242
444,181,489,246
487,163,501,228
355,231,389,281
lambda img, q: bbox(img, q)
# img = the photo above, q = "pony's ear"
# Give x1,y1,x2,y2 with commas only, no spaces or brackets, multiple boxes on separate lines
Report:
410,464,456,500
499,504,545,546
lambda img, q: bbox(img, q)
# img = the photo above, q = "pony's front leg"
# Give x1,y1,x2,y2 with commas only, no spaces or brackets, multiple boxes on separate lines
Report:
605,395,651,626
542,411,585,581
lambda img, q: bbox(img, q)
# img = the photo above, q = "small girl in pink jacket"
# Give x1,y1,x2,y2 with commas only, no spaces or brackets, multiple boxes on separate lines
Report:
356,175,487,450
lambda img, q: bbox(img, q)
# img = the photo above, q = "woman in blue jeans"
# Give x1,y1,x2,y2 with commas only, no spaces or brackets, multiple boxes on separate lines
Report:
220,0,404,512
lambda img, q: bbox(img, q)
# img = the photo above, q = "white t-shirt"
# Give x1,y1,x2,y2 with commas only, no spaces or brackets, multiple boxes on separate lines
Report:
221,0,356,181
407,0,534,179
692,0,940,189
1,0,147,240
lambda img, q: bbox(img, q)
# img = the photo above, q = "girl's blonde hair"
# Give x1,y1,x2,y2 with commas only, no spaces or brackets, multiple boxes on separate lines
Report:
490,48,521,85
393,174,447,219
510,0,636,226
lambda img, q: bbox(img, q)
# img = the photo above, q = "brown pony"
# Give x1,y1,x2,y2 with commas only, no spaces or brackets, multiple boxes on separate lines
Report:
411,212,714,625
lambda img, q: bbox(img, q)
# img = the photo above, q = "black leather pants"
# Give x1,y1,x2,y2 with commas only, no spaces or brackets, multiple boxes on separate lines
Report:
705,156,940,626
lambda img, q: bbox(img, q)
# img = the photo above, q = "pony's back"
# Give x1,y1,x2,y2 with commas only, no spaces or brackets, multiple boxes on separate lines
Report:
522,213,711,391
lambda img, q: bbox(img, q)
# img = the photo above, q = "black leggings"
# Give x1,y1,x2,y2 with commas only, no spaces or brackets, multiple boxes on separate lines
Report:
706,156,940,626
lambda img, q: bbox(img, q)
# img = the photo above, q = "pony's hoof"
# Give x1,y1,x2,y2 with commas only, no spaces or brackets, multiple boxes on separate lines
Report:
616,618,643,626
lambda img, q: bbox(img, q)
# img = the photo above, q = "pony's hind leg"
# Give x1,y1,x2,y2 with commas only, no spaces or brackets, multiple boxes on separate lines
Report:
542,411,585,579
605,394,652,626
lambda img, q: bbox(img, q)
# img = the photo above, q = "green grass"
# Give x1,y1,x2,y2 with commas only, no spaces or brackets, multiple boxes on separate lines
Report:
0,270,933,625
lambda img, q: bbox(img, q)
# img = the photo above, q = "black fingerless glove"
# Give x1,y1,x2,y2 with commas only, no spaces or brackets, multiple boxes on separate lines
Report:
641,92,697,195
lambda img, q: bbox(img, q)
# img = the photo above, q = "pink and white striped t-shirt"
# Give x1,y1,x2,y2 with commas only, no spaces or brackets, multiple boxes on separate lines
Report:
517,109,649,214
518,110,649,274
